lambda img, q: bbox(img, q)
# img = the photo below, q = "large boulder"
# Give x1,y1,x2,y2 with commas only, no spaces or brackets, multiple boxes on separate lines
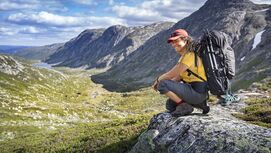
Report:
129,102,271,153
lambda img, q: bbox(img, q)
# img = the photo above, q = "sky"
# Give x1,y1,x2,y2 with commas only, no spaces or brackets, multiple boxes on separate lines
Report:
0,0,270,46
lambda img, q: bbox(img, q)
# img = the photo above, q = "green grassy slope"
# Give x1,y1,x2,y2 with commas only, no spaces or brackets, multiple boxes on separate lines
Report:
0,57,166,152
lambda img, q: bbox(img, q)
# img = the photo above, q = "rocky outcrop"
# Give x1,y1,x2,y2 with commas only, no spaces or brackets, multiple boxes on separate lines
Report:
129,101,271,153
92,0,271,92
0,55,24,75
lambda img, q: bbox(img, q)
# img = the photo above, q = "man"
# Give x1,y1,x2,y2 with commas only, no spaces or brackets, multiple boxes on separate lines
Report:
152,29,209,116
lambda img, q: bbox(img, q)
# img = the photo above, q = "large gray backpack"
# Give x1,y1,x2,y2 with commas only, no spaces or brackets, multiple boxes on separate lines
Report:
189,30,235,96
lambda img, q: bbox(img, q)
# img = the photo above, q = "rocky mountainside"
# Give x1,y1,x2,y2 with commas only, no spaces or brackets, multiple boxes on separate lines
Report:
44,28,105,66
15,43,64,60
45,22,174,69
92,0,271,92
0,55,24,75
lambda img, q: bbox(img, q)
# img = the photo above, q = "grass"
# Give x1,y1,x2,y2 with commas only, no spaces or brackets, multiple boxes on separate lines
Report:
0,57,167,152
232,72,267,91
232,77,271,128
233,97,271,128
0,114,152,153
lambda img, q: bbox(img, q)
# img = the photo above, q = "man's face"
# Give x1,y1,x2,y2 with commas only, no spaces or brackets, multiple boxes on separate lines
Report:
170,37,186,53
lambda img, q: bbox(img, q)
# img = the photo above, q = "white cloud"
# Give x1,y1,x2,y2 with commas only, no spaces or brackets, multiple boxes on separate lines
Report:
250,0,271,4
0,26,42,36
21,26,41,34
7,11,126,28
0,1,37,10
4,11,127,45
111,0,206,25
8,12,80,26
0,0,68,12
112,5,160,20
73,0,97,5
0,27,17,35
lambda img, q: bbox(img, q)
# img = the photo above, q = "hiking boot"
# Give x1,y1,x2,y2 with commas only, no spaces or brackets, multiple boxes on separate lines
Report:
171,103,194,117
165,99,178,113
192,100,210,114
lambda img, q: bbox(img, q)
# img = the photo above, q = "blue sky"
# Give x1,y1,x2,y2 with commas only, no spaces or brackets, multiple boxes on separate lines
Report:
0,0,270,46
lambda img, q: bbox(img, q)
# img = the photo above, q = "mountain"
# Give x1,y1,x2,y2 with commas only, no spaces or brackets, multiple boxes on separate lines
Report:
44,28,105,66
14,43,64,60
45,22,174,69
92,0,271,92
0,45,31,54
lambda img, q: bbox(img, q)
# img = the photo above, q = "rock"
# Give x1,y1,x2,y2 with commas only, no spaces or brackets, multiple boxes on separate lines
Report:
129,105,271,153
0,55,24,75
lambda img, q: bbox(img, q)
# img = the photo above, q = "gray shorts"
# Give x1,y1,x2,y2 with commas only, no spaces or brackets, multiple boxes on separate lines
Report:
157,80,208,105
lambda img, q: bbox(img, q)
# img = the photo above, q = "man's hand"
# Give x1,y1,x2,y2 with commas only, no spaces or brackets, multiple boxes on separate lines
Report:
152,77,159,91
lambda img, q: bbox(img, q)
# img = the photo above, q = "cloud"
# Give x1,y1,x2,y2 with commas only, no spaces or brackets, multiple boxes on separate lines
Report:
111,0,206,25
112,5,160,21
0,27,17,35
0,1,37,10
250,0,271,4
20,26,41,34
0,0,68,12
73,0,98,5
3,11,126,45
7,11,127,27
0,26,42,36
8,11,82,27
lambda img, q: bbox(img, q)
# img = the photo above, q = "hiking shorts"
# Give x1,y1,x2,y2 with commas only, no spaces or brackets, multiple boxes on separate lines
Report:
157,80,208,105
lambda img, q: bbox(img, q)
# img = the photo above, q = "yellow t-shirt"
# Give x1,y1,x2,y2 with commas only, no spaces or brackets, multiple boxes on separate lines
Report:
178,52,207,83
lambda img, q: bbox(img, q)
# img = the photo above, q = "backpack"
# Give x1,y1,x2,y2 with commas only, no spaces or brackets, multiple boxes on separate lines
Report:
188,30,236,96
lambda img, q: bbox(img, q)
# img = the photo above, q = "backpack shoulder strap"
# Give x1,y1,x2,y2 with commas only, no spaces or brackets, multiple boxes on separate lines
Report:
187,69,206,82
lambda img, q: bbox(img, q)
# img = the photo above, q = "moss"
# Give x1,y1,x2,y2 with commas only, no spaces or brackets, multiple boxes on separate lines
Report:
233,98,271,128
208,95,219,105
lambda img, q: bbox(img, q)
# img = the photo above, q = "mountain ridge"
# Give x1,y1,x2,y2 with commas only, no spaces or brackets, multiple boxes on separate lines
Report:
45,22,174,69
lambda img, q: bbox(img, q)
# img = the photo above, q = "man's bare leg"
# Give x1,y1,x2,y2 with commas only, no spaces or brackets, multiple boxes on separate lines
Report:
165,91,182,104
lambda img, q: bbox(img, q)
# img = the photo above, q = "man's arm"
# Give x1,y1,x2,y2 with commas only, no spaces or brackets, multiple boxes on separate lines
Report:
152,63,188,91
171,75,181,82
157,63,188,81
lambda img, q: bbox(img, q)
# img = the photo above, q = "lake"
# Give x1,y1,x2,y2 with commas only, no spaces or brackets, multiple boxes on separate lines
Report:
32,62,52,69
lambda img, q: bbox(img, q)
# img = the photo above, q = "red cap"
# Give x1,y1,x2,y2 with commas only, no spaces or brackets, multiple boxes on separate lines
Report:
167,29,189,43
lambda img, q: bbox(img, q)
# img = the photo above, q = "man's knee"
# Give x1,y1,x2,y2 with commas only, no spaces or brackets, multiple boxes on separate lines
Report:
157,80,170,94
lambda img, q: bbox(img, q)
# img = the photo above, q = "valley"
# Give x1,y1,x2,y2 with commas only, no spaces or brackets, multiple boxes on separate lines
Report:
0,56,166,152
